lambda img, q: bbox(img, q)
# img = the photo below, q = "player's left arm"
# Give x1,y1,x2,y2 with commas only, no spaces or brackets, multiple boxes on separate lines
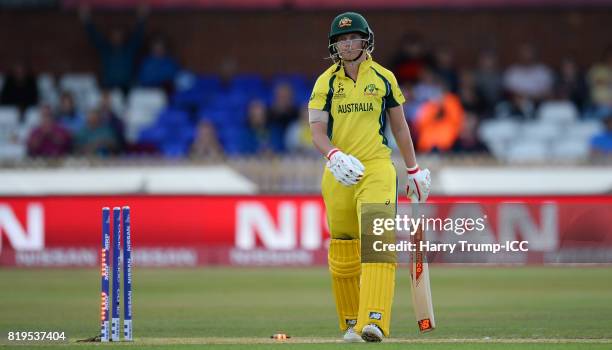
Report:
387,106,431,203
387,105,417,169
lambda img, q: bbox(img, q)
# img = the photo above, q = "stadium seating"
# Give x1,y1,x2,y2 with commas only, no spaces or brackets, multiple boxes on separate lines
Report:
0,106,25,160
59,73,99,112
1,69,608,163
537,101,579,125
506,139,549,163
37,73,59,108
125,88,167,142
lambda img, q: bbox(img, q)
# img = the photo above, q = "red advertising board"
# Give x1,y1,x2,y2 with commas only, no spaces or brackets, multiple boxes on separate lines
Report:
1,195,611,267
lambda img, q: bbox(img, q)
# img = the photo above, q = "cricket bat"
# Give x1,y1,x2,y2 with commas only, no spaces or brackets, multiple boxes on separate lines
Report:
410,224,436,332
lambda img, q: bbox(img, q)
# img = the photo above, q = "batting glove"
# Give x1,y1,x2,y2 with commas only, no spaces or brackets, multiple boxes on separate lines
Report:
406,165,431,203
326,148,365,186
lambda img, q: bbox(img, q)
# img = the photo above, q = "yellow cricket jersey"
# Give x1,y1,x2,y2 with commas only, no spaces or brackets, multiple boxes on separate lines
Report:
308,55,406,162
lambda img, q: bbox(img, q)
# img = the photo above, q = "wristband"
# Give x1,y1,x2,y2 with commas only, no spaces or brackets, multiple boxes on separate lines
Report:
406,164,420,175
326,148,340,160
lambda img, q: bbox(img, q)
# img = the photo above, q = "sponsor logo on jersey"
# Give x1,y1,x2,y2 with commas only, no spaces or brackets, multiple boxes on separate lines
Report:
337,102,374,114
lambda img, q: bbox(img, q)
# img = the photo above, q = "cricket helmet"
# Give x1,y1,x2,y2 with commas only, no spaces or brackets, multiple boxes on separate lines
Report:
328,12,375,61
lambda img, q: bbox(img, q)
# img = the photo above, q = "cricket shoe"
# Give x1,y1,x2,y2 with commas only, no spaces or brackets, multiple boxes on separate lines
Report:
361,324,384,342
343,327,364,343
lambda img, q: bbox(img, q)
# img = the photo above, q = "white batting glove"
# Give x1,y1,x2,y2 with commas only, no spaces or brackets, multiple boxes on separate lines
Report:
406,165,431,203
326,148,365,186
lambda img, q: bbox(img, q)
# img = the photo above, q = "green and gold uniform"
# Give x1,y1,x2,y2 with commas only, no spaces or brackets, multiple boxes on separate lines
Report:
309,54,405,336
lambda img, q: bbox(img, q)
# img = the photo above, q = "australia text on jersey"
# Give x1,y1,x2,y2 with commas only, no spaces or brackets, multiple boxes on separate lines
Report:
337,102,375,114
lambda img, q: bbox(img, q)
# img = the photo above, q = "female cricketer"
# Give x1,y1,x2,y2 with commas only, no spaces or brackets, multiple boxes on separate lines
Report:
308,12,431,342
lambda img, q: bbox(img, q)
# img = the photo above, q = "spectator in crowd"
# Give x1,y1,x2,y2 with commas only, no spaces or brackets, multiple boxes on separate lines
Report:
494,93,536,120
267,83,299,133
390,33,433,85
401,83,421,123
414,82,465,153
26,105,72,157
243,100,283,155
458,70,487,117
413,68,444,103
0,63,39,115
99,90,126,153
451,112,489,154
590,112,612,154
556,57,588,111
74,108,119,156
190,120,224,159
219,57,238,89
57,92,84,133
503,43,554,102
586,46,612,119
285,105,316,154
138,37,180,91
433,46,459,93
474,49,503,113
79,4,148,93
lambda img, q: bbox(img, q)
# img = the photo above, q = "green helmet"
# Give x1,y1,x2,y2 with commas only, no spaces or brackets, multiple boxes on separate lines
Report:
328,12,375,61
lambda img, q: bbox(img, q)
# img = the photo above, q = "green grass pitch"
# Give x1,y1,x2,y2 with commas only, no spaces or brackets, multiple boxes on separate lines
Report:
1,266,611,349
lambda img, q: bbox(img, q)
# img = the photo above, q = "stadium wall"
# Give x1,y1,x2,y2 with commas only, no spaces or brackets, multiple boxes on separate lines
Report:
0,9,610,76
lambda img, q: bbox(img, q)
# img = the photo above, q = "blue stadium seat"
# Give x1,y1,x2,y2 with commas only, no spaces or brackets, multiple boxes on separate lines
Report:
230,74,266,98
157,109,191,128
218,127,247,155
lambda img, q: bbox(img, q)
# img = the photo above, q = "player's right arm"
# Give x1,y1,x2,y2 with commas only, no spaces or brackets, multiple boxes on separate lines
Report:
309,73,364,186
309,110,334,156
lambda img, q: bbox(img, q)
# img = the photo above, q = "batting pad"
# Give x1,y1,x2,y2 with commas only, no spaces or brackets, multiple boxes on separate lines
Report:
356,262,396,336
328,239,361,331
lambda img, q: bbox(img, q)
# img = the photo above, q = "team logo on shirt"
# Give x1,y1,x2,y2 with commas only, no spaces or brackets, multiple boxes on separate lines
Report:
364,84,380,96
338,17,352,28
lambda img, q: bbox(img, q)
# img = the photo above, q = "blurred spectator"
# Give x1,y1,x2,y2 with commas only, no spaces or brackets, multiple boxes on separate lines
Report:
0,63,39,115
451,112,489,154
243,100,284,154
503,43,554,102
219,57,238,89
556,57,588,111
190,120,224,159
391,33,433,85
267,83,299,132
474,49,503,113
433,46,459,93
285,106,316,154
590,113,612,154
401,83,421,122
138,37,180,91
458,70,487,116
26,105,72,157
494,94,536,120
57,92,84,133
414,85,465,153
80,5,148,93
413,68,444,103
99,90,126,153
74,108,119,156
586,46,612,118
